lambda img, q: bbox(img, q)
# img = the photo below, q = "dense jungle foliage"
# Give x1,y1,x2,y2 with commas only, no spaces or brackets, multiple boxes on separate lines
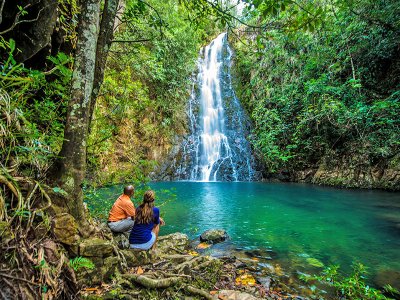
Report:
232,0,400,178
0,0,219,185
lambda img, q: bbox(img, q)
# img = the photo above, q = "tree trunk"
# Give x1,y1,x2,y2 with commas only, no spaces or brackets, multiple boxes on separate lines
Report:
88,0,120,129
56,0,101,223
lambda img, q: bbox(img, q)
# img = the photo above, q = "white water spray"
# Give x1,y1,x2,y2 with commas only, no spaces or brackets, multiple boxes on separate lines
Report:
197,33,237,181
178,32,257,182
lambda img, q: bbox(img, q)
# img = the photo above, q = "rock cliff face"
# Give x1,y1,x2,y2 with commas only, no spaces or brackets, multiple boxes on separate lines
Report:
267,161,400,191
309,165,399,190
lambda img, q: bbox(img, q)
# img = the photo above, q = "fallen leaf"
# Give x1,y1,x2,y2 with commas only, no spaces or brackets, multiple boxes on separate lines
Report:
136,266,144,275
196,242,211,249
210,290,218,295
235,273,256,286
274,264,284,276
251,257,259,261
188,250,199,256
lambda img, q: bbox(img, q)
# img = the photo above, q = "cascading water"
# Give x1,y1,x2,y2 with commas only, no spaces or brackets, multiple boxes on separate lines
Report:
198,33,236,181
176,32,259,182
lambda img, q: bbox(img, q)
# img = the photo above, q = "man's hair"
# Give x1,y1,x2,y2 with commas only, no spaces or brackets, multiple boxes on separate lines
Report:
123,185,134,196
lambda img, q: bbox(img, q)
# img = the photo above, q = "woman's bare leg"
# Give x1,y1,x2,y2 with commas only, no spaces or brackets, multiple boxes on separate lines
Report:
151,224,160,250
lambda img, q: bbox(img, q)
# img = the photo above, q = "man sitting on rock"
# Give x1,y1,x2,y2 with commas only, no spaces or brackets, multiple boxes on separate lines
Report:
108,185,135,234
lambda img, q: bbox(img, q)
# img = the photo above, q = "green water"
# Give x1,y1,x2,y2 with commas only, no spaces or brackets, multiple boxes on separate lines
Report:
88,181,400,286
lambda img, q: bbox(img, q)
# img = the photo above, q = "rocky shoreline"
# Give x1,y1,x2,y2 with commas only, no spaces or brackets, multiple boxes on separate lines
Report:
74,227,320,300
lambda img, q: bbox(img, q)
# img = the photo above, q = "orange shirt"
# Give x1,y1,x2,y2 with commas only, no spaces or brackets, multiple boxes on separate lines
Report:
108,194,135,222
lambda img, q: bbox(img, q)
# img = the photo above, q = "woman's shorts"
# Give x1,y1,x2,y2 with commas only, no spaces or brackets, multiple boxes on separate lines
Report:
130,232,156,250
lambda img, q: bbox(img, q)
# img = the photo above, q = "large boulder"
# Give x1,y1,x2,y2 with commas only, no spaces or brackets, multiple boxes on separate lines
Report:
52,213,79,245
200,229,229,244
78,238,114,257
158,232,189,254
119,249,153,267
120,250,140,267
101,256,121,280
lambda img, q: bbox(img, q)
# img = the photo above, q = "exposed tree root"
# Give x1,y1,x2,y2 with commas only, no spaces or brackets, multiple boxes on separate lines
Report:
123,274,184,288
185,285,214,300
0,169,79,299
174,255,205,273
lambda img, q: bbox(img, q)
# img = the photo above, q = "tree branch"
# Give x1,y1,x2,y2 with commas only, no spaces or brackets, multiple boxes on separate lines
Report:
203,0,273,30
0,0,6,25
138,0,165,36
112,38,151,43
0,4,45,35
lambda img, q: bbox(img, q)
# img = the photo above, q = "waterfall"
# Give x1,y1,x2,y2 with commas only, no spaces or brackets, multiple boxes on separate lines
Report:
177,32,258,182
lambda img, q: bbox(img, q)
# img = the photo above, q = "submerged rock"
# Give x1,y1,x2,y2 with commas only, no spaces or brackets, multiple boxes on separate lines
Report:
216,289,263,300
200,229,229,244
373,269,400,290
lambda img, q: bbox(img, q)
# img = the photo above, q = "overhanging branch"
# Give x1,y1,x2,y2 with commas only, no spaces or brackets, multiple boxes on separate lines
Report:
111,38,151,43
0,4,45,35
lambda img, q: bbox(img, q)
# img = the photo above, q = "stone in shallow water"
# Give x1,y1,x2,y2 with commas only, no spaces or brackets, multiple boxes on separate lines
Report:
200,229,229,244
257,276,272,290
373,269,400,290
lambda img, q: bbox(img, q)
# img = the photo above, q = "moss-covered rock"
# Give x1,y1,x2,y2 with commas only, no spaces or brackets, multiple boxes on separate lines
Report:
101,256,121,280
200,229,229,244
0,221,13,244
79,237,114,257
158,232,189,253
52,213,79,245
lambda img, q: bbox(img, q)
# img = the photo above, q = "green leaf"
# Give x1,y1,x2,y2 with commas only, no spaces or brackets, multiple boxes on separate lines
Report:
69,257,95,271
52,187,68,196
8,39,15,53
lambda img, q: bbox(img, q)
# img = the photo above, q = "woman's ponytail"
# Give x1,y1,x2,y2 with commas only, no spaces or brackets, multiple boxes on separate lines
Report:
135,190,155,224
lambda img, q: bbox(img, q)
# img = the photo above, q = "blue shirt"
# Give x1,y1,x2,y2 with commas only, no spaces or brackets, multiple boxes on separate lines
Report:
129,207,160,244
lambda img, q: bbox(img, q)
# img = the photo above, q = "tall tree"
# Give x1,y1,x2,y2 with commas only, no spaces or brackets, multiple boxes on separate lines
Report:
55,0,101,222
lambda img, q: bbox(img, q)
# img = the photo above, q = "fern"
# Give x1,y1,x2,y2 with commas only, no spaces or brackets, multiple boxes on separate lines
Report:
69,257,95,271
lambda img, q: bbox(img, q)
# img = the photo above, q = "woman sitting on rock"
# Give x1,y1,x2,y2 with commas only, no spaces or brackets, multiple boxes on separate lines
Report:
129,190,165,250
